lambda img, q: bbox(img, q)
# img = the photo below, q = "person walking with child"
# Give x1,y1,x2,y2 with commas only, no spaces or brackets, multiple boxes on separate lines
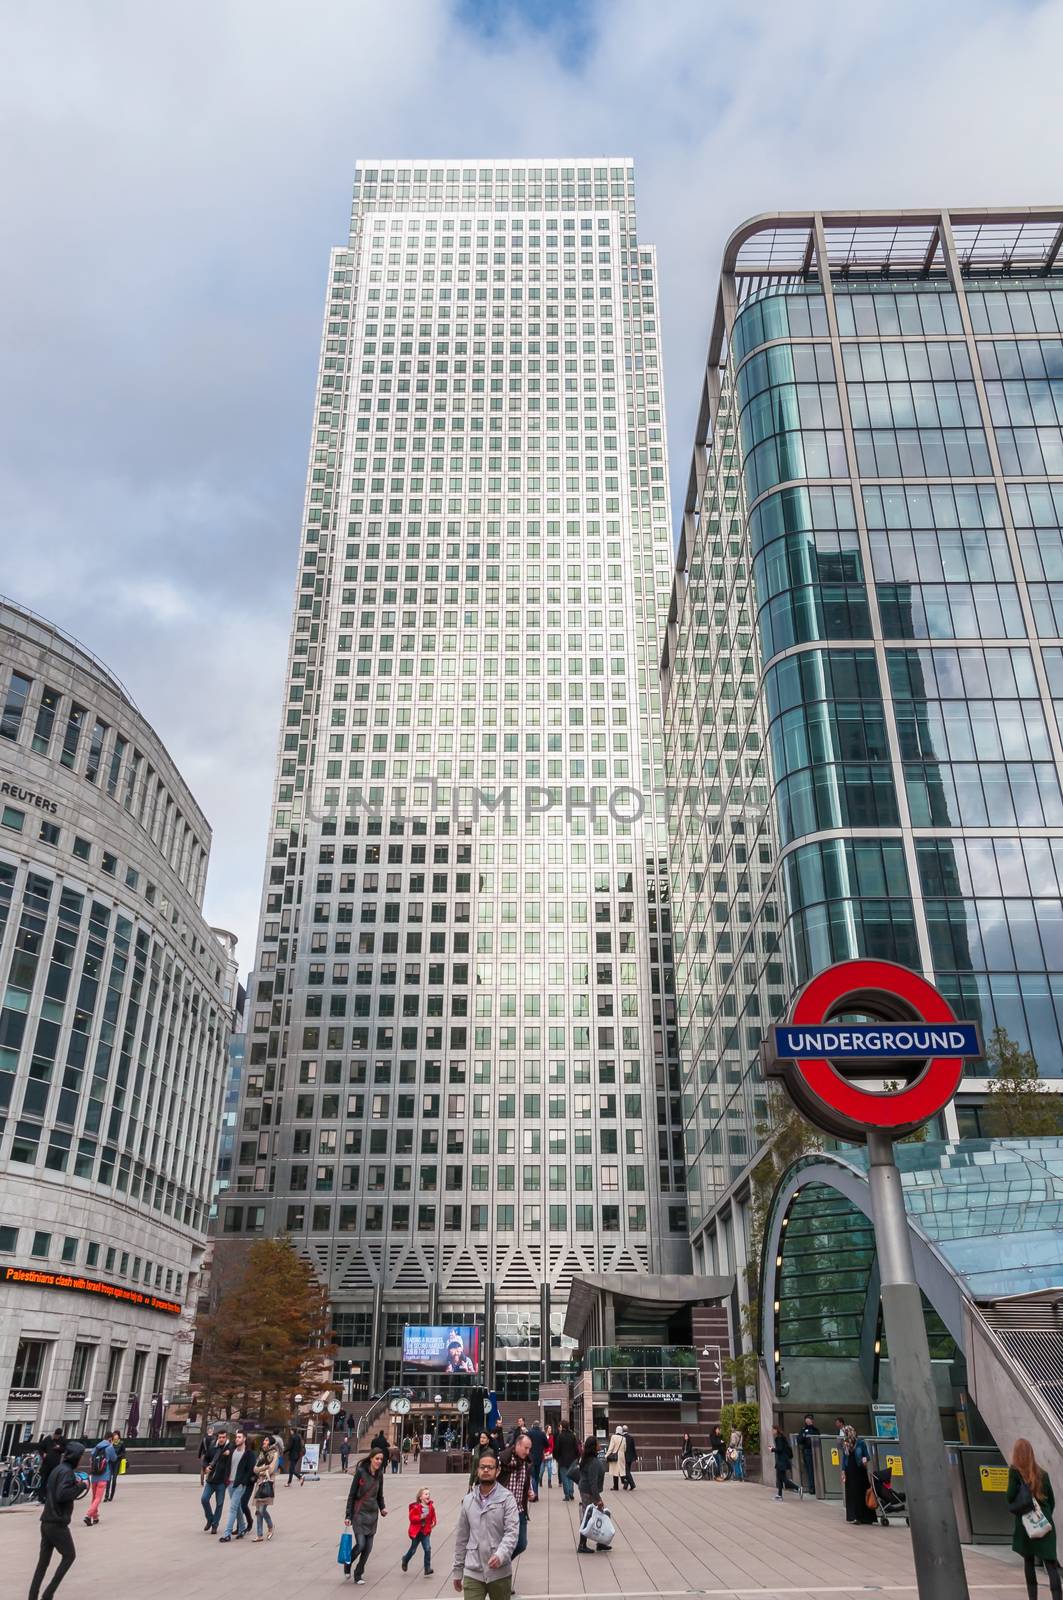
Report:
402,1486,437,1575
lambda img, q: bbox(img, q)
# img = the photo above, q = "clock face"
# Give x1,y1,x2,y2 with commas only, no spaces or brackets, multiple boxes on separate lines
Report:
456,1399,470,1414
311,1401,325,1413
391,1397,411,1415
327,1400,342,1414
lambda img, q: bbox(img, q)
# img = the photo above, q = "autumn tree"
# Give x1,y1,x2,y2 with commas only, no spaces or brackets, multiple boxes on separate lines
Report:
984,1026,1063,1138
191,1237,335,1424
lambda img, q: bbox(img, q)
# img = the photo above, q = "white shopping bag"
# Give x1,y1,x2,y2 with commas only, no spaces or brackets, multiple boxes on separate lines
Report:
579,1504,616,1547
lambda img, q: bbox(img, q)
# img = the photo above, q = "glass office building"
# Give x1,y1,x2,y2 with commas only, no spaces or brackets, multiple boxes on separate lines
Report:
660,208,1063,1282
221,159,688,1399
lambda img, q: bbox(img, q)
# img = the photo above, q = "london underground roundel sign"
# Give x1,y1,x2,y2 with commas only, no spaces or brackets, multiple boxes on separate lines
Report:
762,959,980,1141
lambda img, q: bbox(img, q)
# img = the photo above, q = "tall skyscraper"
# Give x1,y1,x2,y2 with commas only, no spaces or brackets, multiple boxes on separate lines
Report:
221,159,687,1399
661,207,1063,1297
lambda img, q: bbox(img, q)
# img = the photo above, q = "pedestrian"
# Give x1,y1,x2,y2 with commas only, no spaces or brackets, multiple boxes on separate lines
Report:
411,1436,420,1463
1007,1437,1062,1599
82,1435,116,1527
526,1420,547,1500
726,1426,745,1481
390,1442,401,1474
507,1416,527,1445
798,1416,820,1492
451,1450,518,1600
197,1430,214,1486
552,1421,579,1503
285,1428,305,1487
839,1425,876,1524
251,1432,279,1543
340,1431,352,1473
497,1433,532,1560
402,1485,437,1575
680,1432,693,1463
469,1431,494,1487
576,1435,609,1555
620,1425,638,1490
28,1438,85,1600
605,1424,628,1492
371,1428,390,1456
402,1434,412,1466
709,1423,725,1475
490,1425,506,1457
200,1428,232,1534
219,1427,255,1541
770,1426,803,1501
541,1424,555,1489
344,1448,388,1583
38,1430,65,1503
104,1433,125,1502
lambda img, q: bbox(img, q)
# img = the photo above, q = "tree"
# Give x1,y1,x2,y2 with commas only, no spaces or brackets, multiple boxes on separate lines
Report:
724,1089,821,1397
984,1026,1063,1137
191,1237,335,1423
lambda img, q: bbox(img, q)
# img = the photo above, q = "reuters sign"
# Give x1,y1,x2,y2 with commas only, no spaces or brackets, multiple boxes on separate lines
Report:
763,959,980,1140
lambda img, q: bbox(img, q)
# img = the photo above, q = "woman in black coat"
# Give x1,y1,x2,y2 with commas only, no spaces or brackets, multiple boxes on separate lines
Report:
577,1437,608,1554
344,1449,387,1582
1008,1436,1060,1597
840,1426,876,1525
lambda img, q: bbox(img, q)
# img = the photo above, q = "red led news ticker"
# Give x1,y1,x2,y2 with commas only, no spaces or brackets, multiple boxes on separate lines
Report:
3,1265,182,1317
766,959,976,1138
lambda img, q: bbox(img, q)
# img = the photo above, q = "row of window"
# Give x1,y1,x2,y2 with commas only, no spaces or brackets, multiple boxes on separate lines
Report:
10,1336,166,1403
227,1200,656,1235
0,1225,183,1296
0,666,206,899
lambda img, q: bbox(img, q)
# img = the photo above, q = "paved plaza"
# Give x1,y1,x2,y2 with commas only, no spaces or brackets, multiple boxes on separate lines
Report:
1,1467,1028,1598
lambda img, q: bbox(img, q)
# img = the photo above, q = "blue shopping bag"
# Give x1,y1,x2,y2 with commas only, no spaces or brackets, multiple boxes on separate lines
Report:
338,1530,354,1566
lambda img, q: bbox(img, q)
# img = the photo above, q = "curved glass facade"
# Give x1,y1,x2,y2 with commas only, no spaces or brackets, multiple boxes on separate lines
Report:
662,212,1063,1250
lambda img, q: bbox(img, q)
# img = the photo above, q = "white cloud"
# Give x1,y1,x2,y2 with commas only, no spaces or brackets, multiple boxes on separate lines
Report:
1,0,1059,958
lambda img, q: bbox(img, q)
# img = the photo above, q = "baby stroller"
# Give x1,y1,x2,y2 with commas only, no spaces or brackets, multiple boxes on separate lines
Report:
870,1466,908,1527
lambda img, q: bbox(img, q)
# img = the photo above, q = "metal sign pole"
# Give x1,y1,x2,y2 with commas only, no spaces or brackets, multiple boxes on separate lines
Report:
867,1130,970,1600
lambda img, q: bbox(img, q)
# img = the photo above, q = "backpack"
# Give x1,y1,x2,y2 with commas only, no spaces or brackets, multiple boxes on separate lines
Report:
91,1445,109,1477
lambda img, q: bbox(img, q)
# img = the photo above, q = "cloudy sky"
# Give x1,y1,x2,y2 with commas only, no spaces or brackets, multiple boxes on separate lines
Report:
2,0,1060,961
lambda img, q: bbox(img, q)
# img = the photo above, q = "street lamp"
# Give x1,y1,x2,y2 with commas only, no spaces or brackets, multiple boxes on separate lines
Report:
434,1393,442,1448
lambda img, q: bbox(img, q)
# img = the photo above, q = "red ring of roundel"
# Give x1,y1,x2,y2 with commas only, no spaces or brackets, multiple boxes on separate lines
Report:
789,959,964,1131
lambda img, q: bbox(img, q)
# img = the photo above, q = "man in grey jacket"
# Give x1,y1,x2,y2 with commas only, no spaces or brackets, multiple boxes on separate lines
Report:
452,1453,519,1600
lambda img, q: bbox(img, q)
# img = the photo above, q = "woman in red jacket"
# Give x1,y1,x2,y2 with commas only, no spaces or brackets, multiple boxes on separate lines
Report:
401,1486,437,1576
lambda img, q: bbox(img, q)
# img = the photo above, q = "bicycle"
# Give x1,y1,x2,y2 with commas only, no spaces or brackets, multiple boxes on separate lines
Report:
0,1459,24,1506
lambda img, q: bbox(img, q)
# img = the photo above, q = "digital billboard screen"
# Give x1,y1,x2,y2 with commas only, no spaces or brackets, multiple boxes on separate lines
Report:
402,1324,480,1374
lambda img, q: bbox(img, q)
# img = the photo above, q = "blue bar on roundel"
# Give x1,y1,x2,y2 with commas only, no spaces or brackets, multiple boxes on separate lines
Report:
774,1023,980,1061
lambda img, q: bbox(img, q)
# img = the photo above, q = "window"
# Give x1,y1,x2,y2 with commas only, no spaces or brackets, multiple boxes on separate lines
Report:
32,686,62,753
0,671,32,741
60,704,87,769
0,1225,17,1252
69,1342,96,1391
31,1231,52,1258
12,1338,48,1388
39,820,60,846
61,1236,78,1263
105,1347,124,1392
1,805,24,833
72,836,91,861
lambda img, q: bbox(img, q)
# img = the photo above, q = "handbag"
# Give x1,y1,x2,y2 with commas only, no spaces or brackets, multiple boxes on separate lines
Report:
1023,1501,1052,1540
579,1504,616,1547
338,1530,354,1565
866,1486,878,1511
255,1479,275,1500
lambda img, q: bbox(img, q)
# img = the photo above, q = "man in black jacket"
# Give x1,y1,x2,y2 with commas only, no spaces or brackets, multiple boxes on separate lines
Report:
219,1428,255,1541
37,1430,65,1503
200,1429,232,1534
552,1420,580,1502
28,1438,84,1600
798,1416,820,1492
